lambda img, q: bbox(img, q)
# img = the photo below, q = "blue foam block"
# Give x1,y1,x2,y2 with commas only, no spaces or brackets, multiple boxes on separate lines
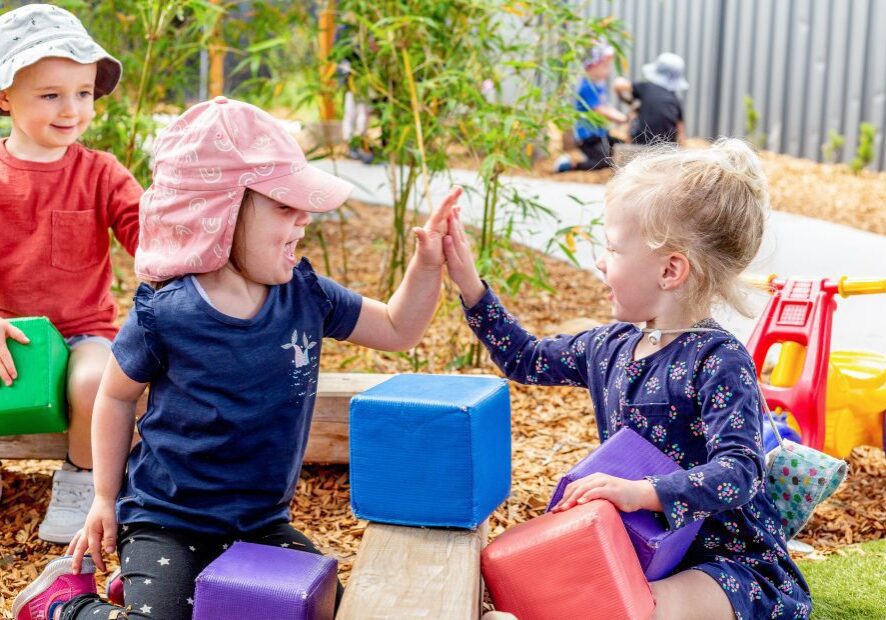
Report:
349,374,511,529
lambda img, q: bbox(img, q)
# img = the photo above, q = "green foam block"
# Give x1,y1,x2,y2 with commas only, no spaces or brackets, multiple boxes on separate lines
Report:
0,317,69,436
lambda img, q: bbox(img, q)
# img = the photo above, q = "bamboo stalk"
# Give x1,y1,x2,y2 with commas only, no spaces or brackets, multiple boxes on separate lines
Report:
401,48,434,215
125,1,169,169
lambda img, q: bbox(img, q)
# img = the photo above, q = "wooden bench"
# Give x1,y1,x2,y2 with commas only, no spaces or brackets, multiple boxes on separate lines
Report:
0,372,392,462
336,520,488,619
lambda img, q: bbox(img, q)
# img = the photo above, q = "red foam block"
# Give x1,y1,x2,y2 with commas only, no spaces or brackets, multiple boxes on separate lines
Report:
481,500,655,620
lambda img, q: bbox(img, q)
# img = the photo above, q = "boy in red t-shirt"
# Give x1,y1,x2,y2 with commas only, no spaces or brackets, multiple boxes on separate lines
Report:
0,3,142,545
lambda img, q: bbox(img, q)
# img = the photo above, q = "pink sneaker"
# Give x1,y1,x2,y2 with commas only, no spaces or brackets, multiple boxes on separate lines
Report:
105,568,124,606
12,556,97,620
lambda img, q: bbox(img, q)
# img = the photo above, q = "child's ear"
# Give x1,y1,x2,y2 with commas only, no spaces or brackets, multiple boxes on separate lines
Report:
0,89,11,114
660,251,691,290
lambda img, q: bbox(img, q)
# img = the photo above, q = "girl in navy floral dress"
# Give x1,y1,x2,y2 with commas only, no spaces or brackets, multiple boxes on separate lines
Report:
445,139,811,619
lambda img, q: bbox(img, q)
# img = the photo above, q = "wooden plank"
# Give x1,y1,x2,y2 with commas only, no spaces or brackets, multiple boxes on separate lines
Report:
337,520,488,620
307,372,393,464
0,372,393,462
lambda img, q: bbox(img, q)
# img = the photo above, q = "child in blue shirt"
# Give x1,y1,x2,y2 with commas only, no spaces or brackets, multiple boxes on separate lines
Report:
555,44,627,173
446,140,812,619
14,97,462,620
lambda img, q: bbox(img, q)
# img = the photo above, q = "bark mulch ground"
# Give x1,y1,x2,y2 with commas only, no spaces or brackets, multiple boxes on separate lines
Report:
2,151,885,615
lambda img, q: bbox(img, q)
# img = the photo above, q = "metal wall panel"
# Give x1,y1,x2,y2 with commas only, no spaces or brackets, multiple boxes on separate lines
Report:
766,0,793,152
785,0,812,157
804,0,830,161
577,0,886,169
870,0,886,170
841,0,870,161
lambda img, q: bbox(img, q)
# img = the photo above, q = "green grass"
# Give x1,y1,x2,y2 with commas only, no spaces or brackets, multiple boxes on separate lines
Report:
798,539,886,619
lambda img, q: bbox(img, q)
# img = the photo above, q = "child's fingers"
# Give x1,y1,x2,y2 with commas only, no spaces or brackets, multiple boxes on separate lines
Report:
554,495,580,512
443,235,458,263
70,534,89,574
443,186,463,207
0,346,15,386
448,212,472,262
88,528,106,572
427,187,462,230
561,475,607,508
557,482,585,509
575,487,606,505
67,530,83,557
7,324,30,345
444,235,468,271
102,520,117,554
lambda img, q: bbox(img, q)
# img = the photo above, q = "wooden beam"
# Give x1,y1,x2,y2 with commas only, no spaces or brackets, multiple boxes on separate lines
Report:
0,372,392,462
336,521,488,619
308,372,392,463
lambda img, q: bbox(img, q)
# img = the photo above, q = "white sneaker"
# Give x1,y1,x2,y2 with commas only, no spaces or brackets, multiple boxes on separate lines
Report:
553,154,573,173
38,468,94,544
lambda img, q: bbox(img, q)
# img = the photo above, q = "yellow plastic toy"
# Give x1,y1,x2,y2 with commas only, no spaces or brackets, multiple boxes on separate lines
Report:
823,350,886,457
754,276,886,458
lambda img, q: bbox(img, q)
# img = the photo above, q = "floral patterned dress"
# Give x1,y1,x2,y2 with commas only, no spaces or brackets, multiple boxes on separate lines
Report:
465,286,812,619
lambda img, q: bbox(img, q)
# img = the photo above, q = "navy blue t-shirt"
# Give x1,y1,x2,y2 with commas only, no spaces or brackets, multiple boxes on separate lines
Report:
630,81,683,144
112,258,362,535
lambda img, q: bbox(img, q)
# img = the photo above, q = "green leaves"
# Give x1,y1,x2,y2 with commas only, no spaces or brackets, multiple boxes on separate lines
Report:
850,122,877,174
319,0,623,365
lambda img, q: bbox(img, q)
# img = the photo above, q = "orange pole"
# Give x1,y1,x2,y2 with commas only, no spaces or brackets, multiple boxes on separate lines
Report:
318,0,337,121
208,0,225,97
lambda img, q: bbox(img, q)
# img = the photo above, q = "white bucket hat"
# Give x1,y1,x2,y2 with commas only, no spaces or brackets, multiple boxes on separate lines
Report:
582,43,615,69
642,52,689,92
0,3,122,116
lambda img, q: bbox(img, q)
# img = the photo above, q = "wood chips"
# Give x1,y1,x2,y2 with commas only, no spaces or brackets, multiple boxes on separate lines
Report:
2,150,885,617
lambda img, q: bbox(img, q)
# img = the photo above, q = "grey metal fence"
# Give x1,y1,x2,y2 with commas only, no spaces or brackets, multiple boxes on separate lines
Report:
580,0,886,170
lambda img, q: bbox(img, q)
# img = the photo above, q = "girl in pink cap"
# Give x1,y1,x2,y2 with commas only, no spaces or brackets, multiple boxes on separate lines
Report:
14,96,461,620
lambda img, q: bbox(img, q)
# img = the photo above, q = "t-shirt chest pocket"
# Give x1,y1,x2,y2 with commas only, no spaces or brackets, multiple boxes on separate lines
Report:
51,210,104,271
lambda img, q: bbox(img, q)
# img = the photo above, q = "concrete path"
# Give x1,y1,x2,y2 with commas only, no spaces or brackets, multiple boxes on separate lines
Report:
315,159,886,353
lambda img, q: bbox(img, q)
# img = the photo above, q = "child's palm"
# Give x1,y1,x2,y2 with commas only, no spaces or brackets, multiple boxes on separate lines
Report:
443,208,484,306
414,188,462,268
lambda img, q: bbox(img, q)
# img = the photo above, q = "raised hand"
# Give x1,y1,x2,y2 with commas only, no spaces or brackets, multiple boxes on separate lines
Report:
443,207,485,307
413,187,463,269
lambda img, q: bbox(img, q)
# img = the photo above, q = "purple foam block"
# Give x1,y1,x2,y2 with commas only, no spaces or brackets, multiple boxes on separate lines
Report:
547,427,702,580
193,541,337,620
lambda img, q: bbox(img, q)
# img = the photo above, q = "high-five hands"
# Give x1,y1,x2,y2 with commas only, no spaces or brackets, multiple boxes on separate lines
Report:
442,206,486,307
413,187,463,270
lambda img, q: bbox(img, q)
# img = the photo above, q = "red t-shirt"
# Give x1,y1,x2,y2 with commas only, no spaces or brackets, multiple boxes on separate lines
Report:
0,139,142,339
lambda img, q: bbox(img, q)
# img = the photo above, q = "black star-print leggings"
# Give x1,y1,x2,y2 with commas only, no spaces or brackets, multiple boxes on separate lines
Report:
59,521,344,620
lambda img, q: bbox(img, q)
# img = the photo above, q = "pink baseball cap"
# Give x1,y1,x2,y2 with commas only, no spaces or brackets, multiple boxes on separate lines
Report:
135,97,354,280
